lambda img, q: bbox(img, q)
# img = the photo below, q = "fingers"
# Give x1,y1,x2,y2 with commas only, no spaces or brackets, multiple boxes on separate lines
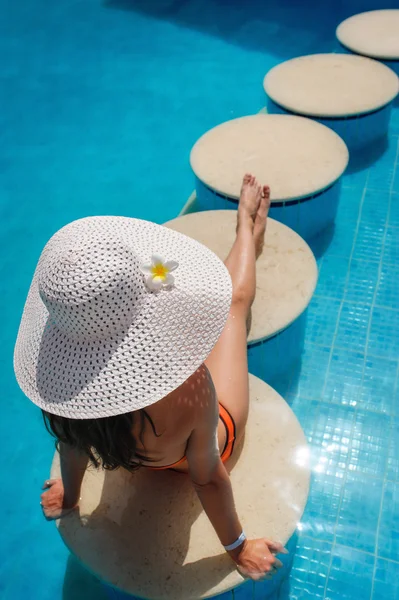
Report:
264,539,289,555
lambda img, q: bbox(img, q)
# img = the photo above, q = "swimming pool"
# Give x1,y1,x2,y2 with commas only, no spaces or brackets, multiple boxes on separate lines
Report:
1,0,398,598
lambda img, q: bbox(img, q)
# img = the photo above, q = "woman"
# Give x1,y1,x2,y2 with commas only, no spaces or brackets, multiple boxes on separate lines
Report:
14,174,287,582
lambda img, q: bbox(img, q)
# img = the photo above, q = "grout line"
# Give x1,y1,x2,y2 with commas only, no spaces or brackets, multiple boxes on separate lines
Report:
320,179,368,401
292,133,399,597
312,293,399,313
320,178,369,600
299,535,399,566
315,254,383,265
369,360,399,600
389,137,399,196
345,173,394,600
303,339,399,363
296,396,394,420
310,116,398,600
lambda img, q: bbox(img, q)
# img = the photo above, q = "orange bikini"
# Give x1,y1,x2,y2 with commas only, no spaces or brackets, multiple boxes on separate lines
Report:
148,403,236,470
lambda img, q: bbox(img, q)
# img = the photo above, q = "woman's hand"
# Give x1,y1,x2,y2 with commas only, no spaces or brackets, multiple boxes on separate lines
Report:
229,538,287,581
40,478,79,521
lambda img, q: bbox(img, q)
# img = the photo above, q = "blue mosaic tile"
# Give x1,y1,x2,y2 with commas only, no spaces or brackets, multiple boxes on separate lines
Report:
336,187,363,225
352,223,385,262
387,417,399,482
360,188,390,227
324,349,364,407
378,481,399,562
342,168,369,190
324,221,356,259
376,261,399,309
335,472,384,553
309,403,356,475
372,557,399,600
359,356,397,415
315,255,349,299
299,470,343,542
393,161,399,194
349,410,391,477
367,139,398,191
368,307,399,359
290,397,319,440
334,302,371,354
388,192,399,228
345,258,379,304
325,545,374,600
304,296,341,347
291,343,331,401
367,167,396,194
285,535,331,600
382,226,399,266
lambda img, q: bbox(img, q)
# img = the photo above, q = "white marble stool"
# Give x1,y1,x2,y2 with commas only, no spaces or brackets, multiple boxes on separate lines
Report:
51,374,310,600
336,10,399,76
189,114,348,244
264,53,399,152
165,211,318,383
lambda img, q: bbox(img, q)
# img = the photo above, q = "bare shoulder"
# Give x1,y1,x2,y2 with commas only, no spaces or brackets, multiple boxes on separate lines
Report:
146,364,216,434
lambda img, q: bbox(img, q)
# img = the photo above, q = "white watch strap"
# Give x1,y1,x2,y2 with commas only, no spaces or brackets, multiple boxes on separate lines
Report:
224,532,246,552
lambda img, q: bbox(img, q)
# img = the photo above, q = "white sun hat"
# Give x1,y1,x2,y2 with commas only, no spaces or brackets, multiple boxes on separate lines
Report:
14,216,232,419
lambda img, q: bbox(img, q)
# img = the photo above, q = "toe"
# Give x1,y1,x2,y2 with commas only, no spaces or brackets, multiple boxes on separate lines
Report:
263,185,270,199
243,173,251,184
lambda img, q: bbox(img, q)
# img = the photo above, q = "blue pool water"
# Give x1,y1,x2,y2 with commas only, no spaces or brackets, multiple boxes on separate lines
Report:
1,0,399,598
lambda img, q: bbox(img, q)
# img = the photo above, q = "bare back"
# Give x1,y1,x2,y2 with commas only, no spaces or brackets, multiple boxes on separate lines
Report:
133,365,227,471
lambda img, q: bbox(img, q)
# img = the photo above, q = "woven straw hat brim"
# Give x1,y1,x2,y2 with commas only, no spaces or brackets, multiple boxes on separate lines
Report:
14,216,232,419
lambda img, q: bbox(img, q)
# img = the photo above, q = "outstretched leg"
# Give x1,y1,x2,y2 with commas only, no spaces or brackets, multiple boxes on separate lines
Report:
205,175,271,446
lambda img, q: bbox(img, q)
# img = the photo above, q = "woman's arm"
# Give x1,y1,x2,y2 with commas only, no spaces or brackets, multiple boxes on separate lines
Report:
40,442,88,520
186,393,286,579
60,442,89,506
185,398,242,548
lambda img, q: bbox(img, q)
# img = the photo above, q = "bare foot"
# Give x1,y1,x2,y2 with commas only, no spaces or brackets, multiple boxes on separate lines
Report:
253,185,271,259
237,173,262,228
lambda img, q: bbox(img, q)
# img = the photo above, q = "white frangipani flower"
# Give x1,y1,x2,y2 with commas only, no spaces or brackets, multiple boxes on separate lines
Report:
140,255,179,292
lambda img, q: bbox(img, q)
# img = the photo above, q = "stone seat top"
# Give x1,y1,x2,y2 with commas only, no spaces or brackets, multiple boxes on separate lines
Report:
264,53,399,118
190,114,348,202
165,211,318,341
52,374,310,600
337,10,399,60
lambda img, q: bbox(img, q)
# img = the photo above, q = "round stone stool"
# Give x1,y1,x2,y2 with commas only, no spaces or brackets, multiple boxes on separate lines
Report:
336,10,399,76
264,54,399,153
165,211,318,383
51,374,310,600
190,114,348,244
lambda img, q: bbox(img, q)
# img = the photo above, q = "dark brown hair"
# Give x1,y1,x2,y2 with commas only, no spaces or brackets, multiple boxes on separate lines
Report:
42,409,160,471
